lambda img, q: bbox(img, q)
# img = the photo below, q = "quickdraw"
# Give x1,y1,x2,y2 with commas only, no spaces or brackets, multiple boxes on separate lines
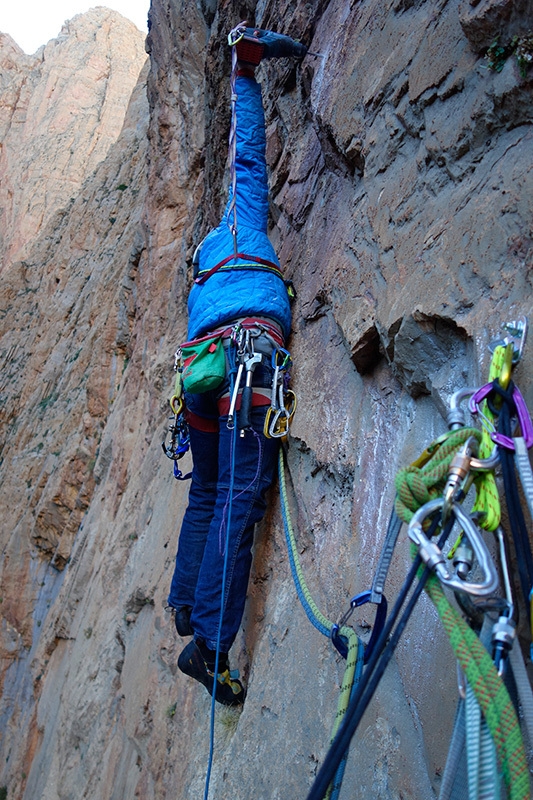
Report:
162,351,191,480
162,407,191,480
264,347,297,439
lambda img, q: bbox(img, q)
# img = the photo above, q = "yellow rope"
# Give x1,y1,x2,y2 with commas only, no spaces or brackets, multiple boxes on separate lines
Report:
278,448,360,800
472,344,510,530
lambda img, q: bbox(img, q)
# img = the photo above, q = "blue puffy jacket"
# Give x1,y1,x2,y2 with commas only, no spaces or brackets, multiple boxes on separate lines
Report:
187,78,291,340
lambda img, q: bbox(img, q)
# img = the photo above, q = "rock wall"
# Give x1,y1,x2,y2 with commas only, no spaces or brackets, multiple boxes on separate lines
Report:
0,9,147,269
0,1,532,798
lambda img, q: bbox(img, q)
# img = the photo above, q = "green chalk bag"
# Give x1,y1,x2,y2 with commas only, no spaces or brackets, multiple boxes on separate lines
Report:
179,334,226,393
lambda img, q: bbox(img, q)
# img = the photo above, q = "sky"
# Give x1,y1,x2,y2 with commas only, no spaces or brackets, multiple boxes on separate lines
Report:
0,1,150,54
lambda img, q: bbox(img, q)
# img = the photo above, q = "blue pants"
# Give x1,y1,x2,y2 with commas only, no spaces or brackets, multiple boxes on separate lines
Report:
168,76,284,653
168,355,279,652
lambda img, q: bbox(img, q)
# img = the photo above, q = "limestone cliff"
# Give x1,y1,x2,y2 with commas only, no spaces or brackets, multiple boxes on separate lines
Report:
0,9,147,270
0,1,532,799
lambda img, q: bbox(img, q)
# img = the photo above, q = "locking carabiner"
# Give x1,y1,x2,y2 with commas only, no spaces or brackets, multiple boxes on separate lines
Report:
441,436,478,521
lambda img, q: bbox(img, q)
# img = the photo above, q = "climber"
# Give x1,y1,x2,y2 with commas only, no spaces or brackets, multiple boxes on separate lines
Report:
167,26,307,706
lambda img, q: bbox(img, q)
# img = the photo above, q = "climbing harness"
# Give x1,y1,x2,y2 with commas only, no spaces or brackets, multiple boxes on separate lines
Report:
194,251,284,285
304,315,532,800
164,317,291,475
219,323,296,439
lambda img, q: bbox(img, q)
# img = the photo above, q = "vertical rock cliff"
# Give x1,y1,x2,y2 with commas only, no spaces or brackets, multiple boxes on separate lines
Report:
0,9,147,270
0,1,532,798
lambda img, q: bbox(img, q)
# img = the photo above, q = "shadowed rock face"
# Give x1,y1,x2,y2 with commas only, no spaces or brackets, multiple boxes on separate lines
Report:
0,1,532,798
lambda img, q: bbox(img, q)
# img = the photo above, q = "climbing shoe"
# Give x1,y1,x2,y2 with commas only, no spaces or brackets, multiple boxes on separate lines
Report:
177,640,245,706
174,605,193,637
233,27,307,65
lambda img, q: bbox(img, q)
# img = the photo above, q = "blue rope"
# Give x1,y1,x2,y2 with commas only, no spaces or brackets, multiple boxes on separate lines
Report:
279,477,331,638
203,355,239,800
279,448,364,800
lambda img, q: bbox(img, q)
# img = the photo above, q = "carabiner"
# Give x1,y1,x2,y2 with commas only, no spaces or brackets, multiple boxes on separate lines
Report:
446,388,499,470
441,436,478,520
469,382,533,450
227,21,247,47
490,316,528,365
408,498,499,596
162,404,191,482
170,394,184,415
331,590,387,663
447,387,479,430
268,408,290,439
272,346,292,372
267,390,297,438
494,527,514,617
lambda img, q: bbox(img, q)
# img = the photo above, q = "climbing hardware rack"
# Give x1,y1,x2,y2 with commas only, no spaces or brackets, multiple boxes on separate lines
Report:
282,316,533,800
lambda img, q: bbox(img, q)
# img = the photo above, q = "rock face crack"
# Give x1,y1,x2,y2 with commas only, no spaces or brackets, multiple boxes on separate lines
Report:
350,322,382,374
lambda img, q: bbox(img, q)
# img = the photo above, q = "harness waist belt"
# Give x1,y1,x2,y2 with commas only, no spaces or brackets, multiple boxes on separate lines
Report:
185,393,271,430
188,317,284,348
218,391,271,416
195,252,283,285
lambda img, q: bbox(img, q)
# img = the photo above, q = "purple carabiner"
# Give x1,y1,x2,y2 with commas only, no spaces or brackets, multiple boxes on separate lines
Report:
469,382,495,412
469,383,533,450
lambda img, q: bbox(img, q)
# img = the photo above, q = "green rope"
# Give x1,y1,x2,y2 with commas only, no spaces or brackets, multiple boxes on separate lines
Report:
472,344,509,531
278,447,360,800
394,420,528,798
425,575,529,800
394,427,482,524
